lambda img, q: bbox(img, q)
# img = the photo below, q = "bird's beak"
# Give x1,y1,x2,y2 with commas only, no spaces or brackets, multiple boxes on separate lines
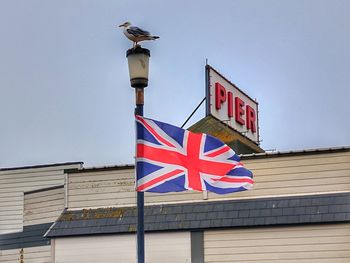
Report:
118,23,124,27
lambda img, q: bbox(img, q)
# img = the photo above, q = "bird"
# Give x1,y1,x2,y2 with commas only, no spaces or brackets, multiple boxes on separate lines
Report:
118,22,159,48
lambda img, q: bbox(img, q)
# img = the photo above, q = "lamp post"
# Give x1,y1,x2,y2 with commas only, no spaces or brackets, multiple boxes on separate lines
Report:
126,46,150,263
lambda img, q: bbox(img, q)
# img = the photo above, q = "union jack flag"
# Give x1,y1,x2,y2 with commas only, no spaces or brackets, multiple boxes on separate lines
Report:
136,115,253,194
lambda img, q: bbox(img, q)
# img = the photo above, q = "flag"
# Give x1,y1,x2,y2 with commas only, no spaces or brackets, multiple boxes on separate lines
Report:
135,115,253,194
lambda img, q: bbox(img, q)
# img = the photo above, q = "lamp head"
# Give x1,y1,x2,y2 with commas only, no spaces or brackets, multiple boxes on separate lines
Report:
126,47,150,88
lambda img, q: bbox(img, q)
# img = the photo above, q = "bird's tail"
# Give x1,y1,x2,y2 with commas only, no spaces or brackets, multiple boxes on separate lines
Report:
151,36,160,40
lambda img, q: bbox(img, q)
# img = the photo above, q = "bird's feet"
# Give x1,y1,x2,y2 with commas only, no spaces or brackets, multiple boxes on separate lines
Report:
133,43,141,49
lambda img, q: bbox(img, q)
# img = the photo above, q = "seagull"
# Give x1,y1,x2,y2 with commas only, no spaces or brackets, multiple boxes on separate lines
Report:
118,22,159,48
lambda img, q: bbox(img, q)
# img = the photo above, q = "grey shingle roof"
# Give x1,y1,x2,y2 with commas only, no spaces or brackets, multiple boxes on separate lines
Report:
45,192,350,238
0,223,52,250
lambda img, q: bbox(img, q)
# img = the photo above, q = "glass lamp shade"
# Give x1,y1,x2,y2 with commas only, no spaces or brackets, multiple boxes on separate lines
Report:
126,47,150,88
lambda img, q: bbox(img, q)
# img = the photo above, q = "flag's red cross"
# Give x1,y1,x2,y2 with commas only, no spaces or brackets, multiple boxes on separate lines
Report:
137,120,235,191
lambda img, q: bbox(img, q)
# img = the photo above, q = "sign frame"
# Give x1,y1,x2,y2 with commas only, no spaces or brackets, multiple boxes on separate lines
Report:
205,65,260,145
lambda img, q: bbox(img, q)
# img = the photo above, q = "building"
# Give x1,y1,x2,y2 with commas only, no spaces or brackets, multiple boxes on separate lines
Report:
1,147,350,262
0,162,82,262
1,66,349,262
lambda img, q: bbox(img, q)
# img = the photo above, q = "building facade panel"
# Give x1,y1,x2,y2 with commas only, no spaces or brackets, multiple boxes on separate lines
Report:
0,246,51,263
0,248,18,263
22,246,51,263
0,163,81,234
24,186,65,226
68,169,203,209
204,223,350,262
67,151,350,209
208,151,350,200
54,232,191,263
243,151,350,168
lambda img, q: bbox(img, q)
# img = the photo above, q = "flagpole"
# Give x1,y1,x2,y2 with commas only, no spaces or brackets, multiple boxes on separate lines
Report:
135,87,145,263
126,46,150,263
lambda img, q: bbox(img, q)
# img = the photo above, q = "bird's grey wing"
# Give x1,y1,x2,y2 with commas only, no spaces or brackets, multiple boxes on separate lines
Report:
127,26,150,37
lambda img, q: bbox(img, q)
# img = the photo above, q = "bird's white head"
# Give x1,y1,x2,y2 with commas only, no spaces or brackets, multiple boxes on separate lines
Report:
118,21,131,28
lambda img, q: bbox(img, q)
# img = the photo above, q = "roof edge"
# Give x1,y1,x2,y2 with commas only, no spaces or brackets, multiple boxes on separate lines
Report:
65,164,135,174
24,185,64,195
0,162,84,171
241,146,350,160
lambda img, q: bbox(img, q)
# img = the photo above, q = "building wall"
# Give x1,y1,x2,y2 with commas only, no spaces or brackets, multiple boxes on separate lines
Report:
204,223,350,263
2,150,349,262
67,168,203,209
1,169,75,263
53,232,191,263
67,151,350,209
0,248,18,263
24,186,65,227
0,186,66,263
0,163,81,234
209,150,350,200
0,246,51,263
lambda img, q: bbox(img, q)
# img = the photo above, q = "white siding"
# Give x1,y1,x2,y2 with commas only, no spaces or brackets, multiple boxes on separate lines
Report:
0,248,19,263
208,151,350,201
68,151,350,209
0,246,51,263
22,246,51,263
24,187,65,226
0,163,81,234
204,223,350,263
68,169,203,209
54,232,191,263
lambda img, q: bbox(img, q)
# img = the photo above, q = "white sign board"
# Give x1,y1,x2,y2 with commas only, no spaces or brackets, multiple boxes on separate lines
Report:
206,65,259,143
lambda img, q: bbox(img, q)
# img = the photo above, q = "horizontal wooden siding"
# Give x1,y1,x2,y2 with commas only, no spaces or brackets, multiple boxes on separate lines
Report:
24,187,65,226
68,151,350,209
54,232,191,263
0,163,81,234
204,223,350,262
0,246,51,263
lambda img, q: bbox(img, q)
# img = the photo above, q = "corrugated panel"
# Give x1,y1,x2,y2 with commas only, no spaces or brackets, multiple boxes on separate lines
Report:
0,163,81,234
24,187,64,226
54,232,191,263
204,223,350,263
0,246,51,263
22,246,51,263
208,151,350,200
68,151,350,209
0,248,19,263
68,170,135,208
68,170,203,209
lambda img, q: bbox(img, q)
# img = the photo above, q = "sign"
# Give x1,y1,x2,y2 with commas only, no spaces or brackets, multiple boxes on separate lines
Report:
206,65,259,143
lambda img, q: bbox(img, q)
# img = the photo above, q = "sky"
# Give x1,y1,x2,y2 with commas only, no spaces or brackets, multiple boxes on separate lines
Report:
0,0,349,168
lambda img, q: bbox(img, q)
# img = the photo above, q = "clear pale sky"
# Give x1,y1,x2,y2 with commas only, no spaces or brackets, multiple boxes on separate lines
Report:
0,0,349,168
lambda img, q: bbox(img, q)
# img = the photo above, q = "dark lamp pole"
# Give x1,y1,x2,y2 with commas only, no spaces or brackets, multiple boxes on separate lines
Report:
126,46,150,263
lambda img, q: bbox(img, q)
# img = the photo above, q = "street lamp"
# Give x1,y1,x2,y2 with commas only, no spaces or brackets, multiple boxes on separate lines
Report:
127,46,150,88
126,45,150,263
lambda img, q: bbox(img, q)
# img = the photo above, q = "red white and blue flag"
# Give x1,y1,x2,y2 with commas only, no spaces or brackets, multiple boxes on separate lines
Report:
136,115,253,194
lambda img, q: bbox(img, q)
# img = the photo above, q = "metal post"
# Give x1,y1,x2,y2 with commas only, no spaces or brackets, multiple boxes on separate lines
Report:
135,87,145,263
127,46,149,263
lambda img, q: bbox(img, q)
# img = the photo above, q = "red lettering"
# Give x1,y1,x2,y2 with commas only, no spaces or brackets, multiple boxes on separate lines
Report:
214,82,257,133
227,91,233,118
246,105,256,133
215,82,226,110
235,97,245,125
